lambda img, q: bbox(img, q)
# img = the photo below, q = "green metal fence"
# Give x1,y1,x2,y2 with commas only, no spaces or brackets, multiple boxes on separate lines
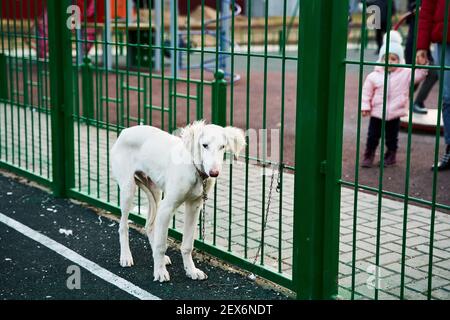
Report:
1,0,449,300
0,1,53,187
342,0,450,300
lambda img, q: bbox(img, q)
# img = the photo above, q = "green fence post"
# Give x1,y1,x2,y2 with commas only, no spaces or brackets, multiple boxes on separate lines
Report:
196,83,202,120
22,60,28,106
168,79,173,131
119,73,125,127
81,57,94,120
0,53,8,100
211,69,227,126
47,0,75,197
278,29,284,54
292,0,349,299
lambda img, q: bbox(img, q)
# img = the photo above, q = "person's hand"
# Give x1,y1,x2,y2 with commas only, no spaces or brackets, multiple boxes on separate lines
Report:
416,50,429,65
362,110,371,117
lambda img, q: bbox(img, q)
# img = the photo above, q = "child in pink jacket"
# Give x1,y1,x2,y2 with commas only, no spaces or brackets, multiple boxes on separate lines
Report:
361,31,428,168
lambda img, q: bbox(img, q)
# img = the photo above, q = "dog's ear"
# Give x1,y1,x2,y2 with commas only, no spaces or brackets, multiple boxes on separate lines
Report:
224,126,246,160
181,120,205,157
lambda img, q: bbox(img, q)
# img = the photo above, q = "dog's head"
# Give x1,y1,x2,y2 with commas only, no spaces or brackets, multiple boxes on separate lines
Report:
181,120,246,178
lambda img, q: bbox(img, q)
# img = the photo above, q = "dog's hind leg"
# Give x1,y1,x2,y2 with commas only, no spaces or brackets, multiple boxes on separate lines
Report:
181,199,207,280
118,180,136,267
134,172,170,265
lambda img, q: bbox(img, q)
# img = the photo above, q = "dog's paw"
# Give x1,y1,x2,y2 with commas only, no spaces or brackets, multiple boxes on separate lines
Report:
153,267,170,282
185,267,208,280
120,253,134,267
164,255,172,266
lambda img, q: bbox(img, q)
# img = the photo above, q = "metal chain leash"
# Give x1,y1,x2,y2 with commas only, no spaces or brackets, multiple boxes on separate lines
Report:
199,162,282,279
248,163,282,281
201,179,208,241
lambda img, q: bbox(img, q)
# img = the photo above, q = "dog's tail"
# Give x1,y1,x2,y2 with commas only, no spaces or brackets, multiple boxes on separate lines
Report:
134,171,158,230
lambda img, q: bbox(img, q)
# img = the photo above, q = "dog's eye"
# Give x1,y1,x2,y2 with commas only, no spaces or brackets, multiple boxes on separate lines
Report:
220,145,225,150
202,144,208,149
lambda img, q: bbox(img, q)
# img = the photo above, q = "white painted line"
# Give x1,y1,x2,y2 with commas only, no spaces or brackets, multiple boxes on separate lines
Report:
0,212,160,300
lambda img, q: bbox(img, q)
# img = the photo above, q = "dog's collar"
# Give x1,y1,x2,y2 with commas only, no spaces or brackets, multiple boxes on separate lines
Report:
193,163,209,181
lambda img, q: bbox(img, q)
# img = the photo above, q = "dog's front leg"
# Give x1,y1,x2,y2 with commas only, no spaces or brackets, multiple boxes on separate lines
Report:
181,199,208,280
152,198,177,282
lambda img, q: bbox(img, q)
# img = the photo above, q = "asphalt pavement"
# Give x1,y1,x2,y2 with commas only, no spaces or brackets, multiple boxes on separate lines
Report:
0,173,290,300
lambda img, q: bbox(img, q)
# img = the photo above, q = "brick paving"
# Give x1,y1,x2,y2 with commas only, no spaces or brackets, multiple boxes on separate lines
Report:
1,103,449,299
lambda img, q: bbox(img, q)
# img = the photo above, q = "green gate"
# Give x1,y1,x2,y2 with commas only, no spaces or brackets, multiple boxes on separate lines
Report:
1,0,448,300
343,0,450,300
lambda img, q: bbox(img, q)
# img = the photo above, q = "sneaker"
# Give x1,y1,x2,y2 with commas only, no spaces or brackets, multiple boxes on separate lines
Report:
362,149,376,168
431,151,450,171
412,102,428,114
383,150,397,167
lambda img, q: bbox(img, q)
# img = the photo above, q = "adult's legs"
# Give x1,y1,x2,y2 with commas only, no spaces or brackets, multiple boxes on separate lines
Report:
432,44,450,170
436,44,450,146
415,55,439,108
404,14,415,65
375,1,389,54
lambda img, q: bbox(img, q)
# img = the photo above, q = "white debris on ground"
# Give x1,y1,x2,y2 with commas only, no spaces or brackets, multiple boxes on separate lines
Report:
6,192,12,195
58,228,73,236
98,216,102,225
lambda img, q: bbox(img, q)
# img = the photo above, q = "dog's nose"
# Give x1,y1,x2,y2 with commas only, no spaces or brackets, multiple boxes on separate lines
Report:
209,170,219,177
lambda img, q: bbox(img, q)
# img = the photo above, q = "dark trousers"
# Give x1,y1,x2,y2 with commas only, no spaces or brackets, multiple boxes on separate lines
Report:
374,0,396,53
375,17,388,54
415,66,439,105
366,117,400,152
404,12,439,105
376,29,387,54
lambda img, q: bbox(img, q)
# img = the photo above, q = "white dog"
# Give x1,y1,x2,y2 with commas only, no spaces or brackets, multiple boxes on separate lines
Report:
111,121,245,282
